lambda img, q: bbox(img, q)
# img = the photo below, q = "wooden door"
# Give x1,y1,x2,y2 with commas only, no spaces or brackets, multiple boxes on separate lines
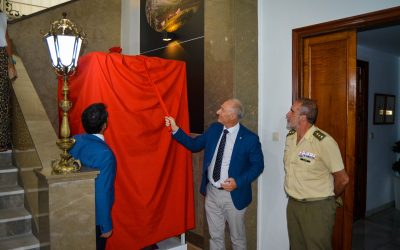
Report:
302,30,356,250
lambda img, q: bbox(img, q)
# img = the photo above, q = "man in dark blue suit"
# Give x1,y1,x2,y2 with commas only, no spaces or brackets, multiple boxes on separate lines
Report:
165,98,264,250
70,103,116,250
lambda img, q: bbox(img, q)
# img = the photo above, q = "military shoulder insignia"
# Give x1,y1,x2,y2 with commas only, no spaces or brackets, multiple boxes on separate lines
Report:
287,129,296,137
313,130,326,141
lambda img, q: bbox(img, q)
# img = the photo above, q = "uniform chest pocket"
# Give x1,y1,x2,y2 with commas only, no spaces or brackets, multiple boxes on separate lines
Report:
299,156,315,165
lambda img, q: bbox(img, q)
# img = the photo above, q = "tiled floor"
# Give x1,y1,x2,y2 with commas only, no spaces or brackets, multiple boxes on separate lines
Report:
177,207,400,250
187,206,400,250
352,206,400,250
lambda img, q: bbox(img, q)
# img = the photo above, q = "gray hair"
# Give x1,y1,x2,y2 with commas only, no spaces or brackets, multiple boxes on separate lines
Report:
297,98,318,124
230,98,244,120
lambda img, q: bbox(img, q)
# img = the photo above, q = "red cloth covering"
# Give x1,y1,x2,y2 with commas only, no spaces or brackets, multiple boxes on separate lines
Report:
109,46,122,53
59,52,195,249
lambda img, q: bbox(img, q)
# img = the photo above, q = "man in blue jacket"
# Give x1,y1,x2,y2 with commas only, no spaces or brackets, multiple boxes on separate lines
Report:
165,98,264,250
70,103,116,250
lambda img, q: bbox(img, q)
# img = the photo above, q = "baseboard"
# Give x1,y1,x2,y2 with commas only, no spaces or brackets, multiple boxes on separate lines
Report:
365,201,395,217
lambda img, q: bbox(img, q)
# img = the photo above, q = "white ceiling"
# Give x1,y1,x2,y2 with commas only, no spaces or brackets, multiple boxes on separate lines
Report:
358,25,400,57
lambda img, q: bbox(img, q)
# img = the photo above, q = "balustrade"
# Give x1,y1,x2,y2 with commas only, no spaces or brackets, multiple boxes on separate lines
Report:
0,0,70,18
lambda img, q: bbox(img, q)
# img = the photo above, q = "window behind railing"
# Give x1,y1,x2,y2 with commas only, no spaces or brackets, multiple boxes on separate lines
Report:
0,0,70,19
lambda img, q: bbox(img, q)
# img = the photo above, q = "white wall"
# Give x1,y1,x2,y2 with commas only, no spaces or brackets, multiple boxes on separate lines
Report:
258,1,400,249
121,0,140,55
358,46,400,212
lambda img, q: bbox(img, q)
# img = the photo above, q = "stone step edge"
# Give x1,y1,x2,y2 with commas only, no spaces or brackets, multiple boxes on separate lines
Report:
0,186,24,197
0,186,49,195
0,208,32,223
0,167,17,174
0,233,40,250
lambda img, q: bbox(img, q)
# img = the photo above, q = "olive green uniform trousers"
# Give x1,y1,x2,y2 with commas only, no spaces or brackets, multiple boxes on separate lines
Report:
287,197,336,250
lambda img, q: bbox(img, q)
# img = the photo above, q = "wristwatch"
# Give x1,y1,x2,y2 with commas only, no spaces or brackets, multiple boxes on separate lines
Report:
335,196,343,208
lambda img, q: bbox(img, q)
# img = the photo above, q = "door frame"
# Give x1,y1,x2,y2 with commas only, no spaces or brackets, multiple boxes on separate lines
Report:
292,6,400,249
354,60,369,221
293,6,400,101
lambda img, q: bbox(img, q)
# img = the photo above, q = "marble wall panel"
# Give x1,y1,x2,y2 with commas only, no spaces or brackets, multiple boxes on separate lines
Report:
234,1,258,248
8,0,121,131
48,179,96,250
36,168,98,250
190,147,205,237
234,0,258,132
10,92,34,151
204,0,235,127
204,0,259,249
38,176,50,245
13,150,41,169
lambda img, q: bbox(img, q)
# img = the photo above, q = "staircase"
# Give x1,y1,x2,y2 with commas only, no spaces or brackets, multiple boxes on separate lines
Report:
0,151,40,250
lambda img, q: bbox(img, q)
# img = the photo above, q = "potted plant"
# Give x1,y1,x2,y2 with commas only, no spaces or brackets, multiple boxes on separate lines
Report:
392,141,400,210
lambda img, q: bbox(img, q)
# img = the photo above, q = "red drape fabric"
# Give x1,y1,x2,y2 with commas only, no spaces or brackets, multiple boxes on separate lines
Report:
59,52,195,249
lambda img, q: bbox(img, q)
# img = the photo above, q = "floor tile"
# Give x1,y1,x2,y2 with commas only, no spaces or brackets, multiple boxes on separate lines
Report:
352,207,400,250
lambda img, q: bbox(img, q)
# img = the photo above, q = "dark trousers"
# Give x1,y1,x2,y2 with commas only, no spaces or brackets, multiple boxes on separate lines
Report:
96,226,107,250
287,197,336,250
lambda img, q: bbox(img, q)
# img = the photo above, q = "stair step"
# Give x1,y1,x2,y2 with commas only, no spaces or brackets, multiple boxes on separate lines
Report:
0,208,32,238
0,186,24,196
0,186,24,209
0,153,39,249
0,168,18,188
0,166,17,173
0,151,17,188
0,152,12,168
0,233,40,250
0,208,31,223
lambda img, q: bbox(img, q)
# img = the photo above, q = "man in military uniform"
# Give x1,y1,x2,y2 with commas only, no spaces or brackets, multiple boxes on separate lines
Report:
284,98,349,250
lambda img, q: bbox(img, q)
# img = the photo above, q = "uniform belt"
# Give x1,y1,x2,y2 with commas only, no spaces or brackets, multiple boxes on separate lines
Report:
289,196,333,202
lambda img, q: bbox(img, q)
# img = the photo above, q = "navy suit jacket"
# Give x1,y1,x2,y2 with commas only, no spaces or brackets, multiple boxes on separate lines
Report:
69,134,116,233
173,122,264,210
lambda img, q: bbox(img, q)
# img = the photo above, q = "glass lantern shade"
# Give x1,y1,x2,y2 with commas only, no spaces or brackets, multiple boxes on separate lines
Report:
45,34,83,74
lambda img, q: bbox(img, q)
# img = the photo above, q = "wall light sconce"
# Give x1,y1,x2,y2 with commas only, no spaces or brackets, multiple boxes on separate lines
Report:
43,12,86,174
162,31,174,42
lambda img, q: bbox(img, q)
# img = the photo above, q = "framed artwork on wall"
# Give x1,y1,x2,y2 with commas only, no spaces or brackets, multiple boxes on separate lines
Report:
373,93,395,125
140,0,204,133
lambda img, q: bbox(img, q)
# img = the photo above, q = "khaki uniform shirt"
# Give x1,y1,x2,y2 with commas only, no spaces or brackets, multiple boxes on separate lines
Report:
284,125,344,200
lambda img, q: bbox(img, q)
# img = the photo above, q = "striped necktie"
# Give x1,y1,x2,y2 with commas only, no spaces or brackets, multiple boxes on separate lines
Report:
212,129,229,182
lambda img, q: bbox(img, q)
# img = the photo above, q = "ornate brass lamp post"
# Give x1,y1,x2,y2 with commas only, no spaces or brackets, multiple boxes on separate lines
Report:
43,13,86,174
